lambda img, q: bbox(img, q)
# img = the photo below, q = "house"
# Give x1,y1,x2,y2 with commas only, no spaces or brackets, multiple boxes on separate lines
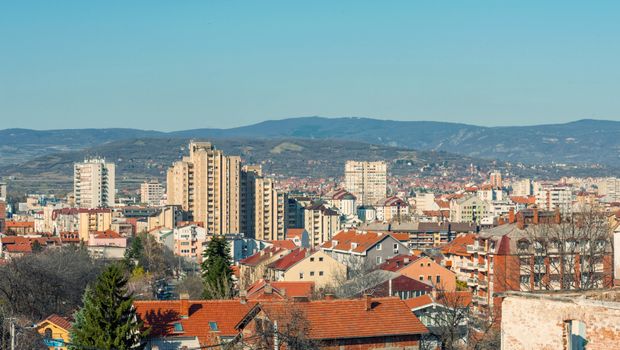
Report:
393,256,457,292
235,296,428,350
286,228,310,248
245,279,315,300
4,220,35,235
134,295,254,349
36,314,72,350
238,246,292,289
375,196,410,222
87,230,127,259
360,221,477,250
363,273,434,300
405,291,473,349
440,233,478,285
321,229,410,267
266,249,347,288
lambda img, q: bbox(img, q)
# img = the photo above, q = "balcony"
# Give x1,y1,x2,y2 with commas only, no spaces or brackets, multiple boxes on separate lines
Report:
466,245,477,254
478,280,488,288
463,262,476,270
467,278,478,286
477,263,488,272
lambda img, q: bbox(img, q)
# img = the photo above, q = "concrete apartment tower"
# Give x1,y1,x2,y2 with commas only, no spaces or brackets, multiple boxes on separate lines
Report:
140,180,165,206
167,141,241,235
240,165,287,240
74,158,116,208
344,160,387,206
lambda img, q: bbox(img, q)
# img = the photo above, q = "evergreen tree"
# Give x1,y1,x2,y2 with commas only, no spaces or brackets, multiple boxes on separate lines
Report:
70,264,145,350
201,235,233,299
124,235,144,269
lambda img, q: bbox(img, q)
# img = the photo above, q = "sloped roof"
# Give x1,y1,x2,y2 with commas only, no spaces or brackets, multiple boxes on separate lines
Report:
267,248,308,271
246,297,428,339
40,314,72,331
269,240,297,250
239,246,289,267
441,233,477,256
246,279,315,300
134,300,254,346
322,229,394,254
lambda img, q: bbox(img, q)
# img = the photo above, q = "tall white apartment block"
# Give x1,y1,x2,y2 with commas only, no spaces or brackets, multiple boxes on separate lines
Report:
141,181,165,206
344,161,387,206
74,158,116,208
535,183,572,211
0,182,6,202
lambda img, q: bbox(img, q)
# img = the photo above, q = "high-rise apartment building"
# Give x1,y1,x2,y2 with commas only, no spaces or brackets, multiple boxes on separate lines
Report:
167,141,241,235
240,165,287,240
74,158,115,208
0,182,6,202
489,170,502,188
140,181,165,206
535,184,572,211
344,161,387,206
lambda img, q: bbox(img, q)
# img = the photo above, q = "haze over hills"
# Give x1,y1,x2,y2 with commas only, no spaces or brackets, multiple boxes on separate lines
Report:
1,117,619,167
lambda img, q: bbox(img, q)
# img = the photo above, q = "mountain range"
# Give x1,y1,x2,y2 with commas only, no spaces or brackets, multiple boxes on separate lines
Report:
1,117,619,167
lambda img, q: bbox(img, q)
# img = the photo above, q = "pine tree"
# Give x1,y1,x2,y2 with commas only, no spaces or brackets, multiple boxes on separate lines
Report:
201,235,234,299
70,264,145,350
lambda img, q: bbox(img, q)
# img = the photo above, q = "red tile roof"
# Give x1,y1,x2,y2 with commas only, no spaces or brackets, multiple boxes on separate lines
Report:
322,230,392,253
510,195,536,205
404,294,433,309
267,248,308,271
404,291,473,310
285,228,306,239
92,229,122,239
41,314,72,331
269,240,297,250
379,255,418,272
239,246,289,267
134,300,254,346
441,233,477,256
246,297,428,339
246,279,315,300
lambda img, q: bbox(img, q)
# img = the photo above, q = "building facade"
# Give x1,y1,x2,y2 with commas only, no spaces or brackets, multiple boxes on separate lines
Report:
74,158,115,208
344,160,387,206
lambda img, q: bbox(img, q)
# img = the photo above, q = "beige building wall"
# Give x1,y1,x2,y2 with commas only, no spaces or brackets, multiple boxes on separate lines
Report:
74,159,115,208
78,211,112,241
166,142,241,235
254,178,287,241
282,250,346,288
344,161,387,205
304,206,340,247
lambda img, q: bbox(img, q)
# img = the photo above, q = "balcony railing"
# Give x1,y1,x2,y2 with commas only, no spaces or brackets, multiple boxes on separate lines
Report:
467,278,478,286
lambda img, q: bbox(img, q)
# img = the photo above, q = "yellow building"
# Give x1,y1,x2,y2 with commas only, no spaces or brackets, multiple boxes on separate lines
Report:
78,209,112,241
36,314,72,350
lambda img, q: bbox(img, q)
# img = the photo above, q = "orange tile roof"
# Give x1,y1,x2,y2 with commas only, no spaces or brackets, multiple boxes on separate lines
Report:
322,230,392,253
510,195,536,205
239,246,289,266
92,229,122,239
379,255,418,272
249,297,428,339
267,248,308,271
441,233,477,256
269,240,297,250
5,221,34,228
285,228,306,239
134,300,254,346
246,279,315,300
390,232,409,242
404,294,433,309
404,292,473,310
41,314,72,331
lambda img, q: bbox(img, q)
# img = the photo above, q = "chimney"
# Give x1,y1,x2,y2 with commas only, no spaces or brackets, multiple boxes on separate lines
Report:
404,257,410,264
325,294,335,301
533,207,539,225
508,208,515,224
364,294,372,311
264,284,273,294
179,293,190,318
517,212,525,230
239,290,247,304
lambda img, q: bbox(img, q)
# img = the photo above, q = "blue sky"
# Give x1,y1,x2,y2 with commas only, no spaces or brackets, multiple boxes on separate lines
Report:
1,1,619,130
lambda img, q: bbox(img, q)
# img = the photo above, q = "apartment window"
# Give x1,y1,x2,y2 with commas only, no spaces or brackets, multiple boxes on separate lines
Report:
393,243,399,253
319,271,324,276
310,271,315,276
319,257,323,262
376,243,382,251
436,275,441,283
310,257,314,262
376,256,382,264
419,275,424,281
299,273,304,279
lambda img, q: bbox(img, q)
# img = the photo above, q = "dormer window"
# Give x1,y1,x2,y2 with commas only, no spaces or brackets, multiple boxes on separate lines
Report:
376,243,382,251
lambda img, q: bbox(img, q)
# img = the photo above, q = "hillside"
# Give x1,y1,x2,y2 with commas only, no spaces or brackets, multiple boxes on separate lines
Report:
1,117,620,167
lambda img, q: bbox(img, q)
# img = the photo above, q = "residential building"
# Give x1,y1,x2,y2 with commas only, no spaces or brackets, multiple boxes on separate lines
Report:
235,297,428,350
74,158,115,208
238,246,293,289
86,230,127,259
361,221,476,250
303,203,340,246
78,208,112,241
489,170,502,188
140,180,165,206
134,296,254,349
512,178,533,197
535,183,572,211
375,196,409,222
470,208,613,315
173,224,207,263
167,141,241,235
266,249,347,288
253,177,287,241
389,255,457,291
323,188,356,217
501,290,620,350
322,229,410,267
0,182,6,202
440,233,478,284
225,233,272,263
244,279,315,300
36,314,72,350
449,195,492,224
344,160,387,206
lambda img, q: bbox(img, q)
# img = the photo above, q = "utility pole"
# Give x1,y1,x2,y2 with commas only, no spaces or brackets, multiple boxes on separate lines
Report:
9,318,15,350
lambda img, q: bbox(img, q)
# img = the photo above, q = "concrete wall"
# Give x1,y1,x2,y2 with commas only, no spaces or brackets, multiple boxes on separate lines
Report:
501,294,620,350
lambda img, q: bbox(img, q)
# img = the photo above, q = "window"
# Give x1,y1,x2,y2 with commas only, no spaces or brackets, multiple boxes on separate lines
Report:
173,322,184,332
393,243,399,253
419,275,424,281
319,271,324,276
376,256,382,264
209,322,219,331
376,243,382,250
565,320,587,350
310,257,314,262
299,273,304,279
436,275,441,283
427,275,432,281
319,257,323,262
44,328,52,339
310,271,315,276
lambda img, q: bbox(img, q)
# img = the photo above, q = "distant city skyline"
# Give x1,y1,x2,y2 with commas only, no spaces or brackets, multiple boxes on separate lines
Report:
2,1,619,130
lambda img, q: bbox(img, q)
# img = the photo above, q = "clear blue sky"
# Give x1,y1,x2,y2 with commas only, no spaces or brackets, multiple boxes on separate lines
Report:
1,1,619,130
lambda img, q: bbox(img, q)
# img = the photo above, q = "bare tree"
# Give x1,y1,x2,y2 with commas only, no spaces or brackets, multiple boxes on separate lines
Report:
327,255,392,298
520,207,612,291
